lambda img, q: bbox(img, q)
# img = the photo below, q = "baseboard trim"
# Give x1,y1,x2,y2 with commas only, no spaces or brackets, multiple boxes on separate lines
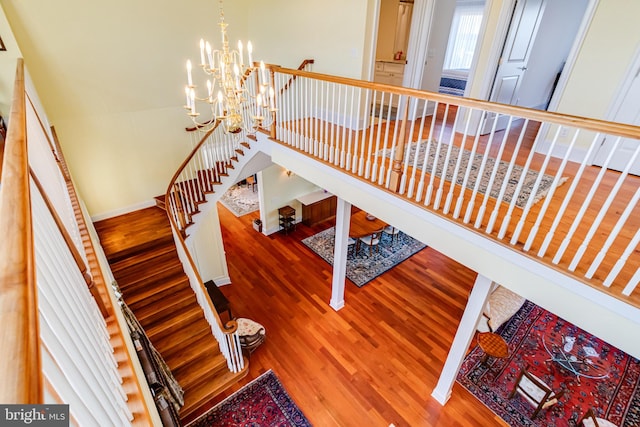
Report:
534,138,590,164
90,199,156,222
212,276,232,286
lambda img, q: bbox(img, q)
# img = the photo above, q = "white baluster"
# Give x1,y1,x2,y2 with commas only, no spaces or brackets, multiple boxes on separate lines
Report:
551,136,624,263
399,98,419,195
622,269,640,296
433,112,461,211
407,99,430,199
351,86,362,173
473,115,513,229
364,91,379,180
415,101,439,203
569,142,640,271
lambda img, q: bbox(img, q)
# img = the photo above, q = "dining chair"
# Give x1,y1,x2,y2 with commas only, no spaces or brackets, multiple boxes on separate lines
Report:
347,237,357,258
382,225,400,246
579,408,618,427
358,230,382,256
508,365,565,419
246,174,257,192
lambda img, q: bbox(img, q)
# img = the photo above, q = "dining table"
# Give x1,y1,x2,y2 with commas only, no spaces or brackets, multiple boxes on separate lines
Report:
541,331,610,381
349,210,387,238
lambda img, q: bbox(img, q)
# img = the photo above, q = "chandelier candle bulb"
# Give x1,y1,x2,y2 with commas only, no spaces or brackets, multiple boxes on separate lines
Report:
190,88,197,115
184,86,190,109
247,41,253,66
186,60,193,87
199,39,206,65
256,93,262,116
260,61,266,84
234,64,240,89
207,80,213,102
206,41,214,69
269,87,275,110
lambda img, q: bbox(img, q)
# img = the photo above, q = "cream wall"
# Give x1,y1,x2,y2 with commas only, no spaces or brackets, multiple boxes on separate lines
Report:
0,4,21,118
375,0,400,62
0,0,252,217
244,0,370,79
260,164,320,234
0,0,371,217
554,1,640,120
186,206,230,286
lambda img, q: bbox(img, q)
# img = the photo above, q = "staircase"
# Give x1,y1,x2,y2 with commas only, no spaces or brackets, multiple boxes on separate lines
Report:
94,207,247,424
165,139,254,233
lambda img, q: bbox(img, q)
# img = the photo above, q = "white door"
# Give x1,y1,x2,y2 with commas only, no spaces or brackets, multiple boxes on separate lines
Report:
592,66,640,175
482,0,546,133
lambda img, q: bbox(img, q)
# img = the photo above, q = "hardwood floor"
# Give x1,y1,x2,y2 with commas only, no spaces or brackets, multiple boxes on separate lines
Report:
210,203,508,426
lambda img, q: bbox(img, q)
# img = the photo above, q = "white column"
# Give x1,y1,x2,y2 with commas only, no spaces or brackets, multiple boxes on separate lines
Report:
330,197,352,310
431,273,493,404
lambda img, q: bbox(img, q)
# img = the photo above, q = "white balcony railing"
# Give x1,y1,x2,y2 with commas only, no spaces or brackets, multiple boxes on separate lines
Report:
269,66,640,307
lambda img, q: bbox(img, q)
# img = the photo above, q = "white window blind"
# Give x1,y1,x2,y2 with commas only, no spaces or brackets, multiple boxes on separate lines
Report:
444,4,484,71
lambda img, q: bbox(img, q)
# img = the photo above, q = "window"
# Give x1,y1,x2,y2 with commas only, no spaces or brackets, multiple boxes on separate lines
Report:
443,2,484,71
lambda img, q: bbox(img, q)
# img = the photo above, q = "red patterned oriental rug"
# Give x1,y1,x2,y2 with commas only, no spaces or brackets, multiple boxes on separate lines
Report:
457,301,640,426
189,370,311,427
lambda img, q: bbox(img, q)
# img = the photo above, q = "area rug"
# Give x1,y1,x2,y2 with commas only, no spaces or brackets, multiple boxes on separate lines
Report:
188,370,311,427
218,184,259,217
382,143,567,208
301,226,426,287
457,301,640,426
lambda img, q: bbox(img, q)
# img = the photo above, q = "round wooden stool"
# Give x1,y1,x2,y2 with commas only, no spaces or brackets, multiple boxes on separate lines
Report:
477,332,509,365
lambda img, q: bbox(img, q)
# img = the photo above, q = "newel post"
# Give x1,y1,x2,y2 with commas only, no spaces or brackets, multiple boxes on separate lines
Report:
388,96,410,192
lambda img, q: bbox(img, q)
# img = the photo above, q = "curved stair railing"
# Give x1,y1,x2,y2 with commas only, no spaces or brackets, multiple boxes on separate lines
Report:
163,58,314,374
165,121,250,373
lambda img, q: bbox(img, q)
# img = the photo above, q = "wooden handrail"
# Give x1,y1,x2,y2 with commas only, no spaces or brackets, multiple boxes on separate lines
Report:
0,58,42,403
271,66,640,140
278,59,314,95
165,120,238,334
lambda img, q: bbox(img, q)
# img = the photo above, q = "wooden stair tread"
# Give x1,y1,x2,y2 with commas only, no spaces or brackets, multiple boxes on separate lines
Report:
110,244,178,274
127,280,193,312
145,308,207,344
133,290,197,325
120,273,189,304
156,327,212,360
179,361,249,423
171,346,228,387
115,260,184,290
104,235,175,264
116,264,184,295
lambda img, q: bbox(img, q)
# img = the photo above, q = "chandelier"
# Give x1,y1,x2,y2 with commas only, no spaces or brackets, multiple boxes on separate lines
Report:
184,0,275,134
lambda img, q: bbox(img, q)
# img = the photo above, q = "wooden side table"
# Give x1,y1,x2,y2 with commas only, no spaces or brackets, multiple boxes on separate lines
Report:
477,332,509,365
278,205,296,234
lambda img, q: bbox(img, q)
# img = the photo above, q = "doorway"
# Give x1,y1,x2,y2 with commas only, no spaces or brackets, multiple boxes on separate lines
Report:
384,0,596,116
591,51,640,175
483,0,590,132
